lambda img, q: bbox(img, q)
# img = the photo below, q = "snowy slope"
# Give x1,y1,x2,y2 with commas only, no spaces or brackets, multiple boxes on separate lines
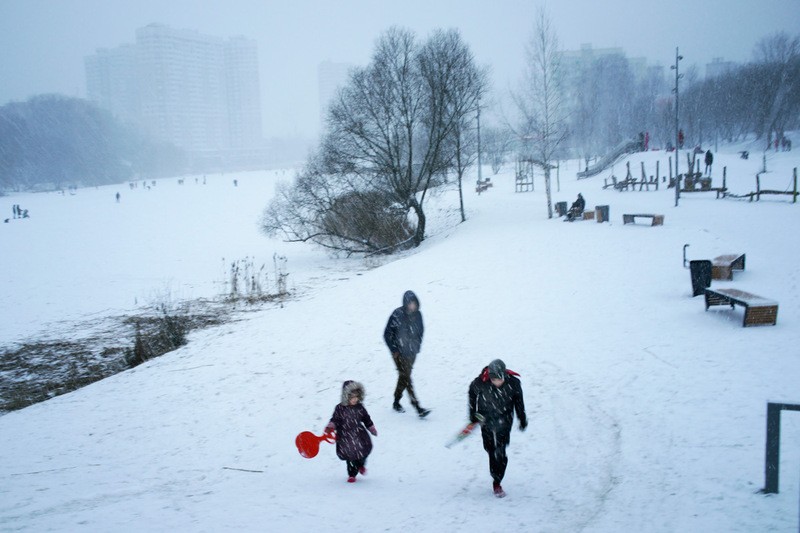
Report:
0,143,799,531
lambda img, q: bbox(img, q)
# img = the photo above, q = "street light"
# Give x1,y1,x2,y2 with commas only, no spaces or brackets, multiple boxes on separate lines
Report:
476,97,483,185
671,47,683,207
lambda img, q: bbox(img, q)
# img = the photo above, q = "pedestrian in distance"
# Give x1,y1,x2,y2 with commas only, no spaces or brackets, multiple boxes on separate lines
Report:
324,381,378,483
384,290,430,418
468,359,527,498
704,150,713,177
115,192,121,203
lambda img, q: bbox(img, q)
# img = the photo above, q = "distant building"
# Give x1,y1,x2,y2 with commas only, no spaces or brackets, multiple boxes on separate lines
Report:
318,60,353,129
706,57,736,79
85,24,264,168
84,44,138,125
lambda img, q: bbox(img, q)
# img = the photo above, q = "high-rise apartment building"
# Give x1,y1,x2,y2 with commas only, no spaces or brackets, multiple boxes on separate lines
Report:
318,60,353,129
85,24,262,160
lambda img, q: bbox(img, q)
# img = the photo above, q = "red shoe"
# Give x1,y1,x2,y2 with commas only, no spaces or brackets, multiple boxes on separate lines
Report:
493,483,506,498
347,476,357,483
358,466,367,476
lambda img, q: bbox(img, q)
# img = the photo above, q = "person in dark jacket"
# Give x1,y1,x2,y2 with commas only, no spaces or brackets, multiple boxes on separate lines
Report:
565,193,585,222
384,290,430,417
325,381,378,483
468,359,527,498
704,150,713,176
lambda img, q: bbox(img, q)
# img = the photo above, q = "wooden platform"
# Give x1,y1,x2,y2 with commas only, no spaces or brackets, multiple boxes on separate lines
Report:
704,288,778,327
711,253,746,281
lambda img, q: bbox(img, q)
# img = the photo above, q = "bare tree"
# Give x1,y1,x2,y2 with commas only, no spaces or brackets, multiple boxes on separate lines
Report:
263,27,486,254
482,126,513,175
510,8,568,219
428,30,489,223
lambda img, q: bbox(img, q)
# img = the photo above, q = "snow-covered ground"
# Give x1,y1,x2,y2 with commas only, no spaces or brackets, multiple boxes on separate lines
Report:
0,169,348,345
1,142,799,531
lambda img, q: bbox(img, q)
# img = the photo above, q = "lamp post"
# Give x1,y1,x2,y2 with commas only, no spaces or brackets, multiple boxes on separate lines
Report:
671,47,683,207
476,97,483,185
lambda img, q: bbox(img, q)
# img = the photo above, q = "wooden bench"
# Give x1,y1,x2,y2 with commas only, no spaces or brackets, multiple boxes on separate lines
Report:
582,210,595,221
711,253,746,281
704,288,778,327
622,214,664,226
476,179,493,194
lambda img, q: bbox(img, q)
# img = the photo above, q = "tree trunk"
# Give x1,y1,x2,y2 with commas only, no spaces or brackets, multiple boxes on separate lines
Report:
410,197,426,246
457,171,466,223
544,166,553,219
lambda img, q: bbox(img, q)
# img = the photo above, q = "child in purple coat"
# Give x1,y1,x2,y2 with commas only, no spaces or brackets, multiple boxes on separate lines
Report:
325,381,378,483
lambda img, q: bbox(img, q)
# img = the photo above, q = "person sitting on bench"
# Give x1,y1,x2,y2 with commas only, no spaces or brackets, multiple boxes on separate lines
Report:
565,193,585,222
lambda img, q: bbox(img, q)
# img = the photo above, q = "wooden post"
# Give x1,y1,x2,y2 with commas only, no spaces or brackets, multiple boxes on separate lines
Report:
640,162,646,191
657,160,660,182
793,168,797,204
669,156,673,180
756,174,761,202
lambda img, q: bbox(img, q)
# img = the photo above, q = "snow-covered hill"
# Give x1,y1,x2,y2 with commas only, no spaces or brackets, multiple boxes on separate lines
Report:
1,144,799,531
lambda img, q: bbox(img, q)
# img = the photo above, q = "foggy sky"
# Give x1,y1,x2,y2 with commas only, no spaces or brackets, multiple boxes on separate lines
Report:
1,0,797,140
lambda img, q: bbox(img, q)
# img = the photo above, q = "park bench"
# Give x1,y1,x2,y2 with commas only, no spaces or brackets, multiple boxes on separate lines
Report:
704,288,778,327
622,213,664,226
711,253,746,281
475,179,493,194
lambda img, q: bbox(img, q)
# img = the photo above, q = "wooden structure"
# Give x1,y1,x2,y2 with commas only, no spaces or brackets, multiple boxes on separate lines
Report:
622,213,664,226
602,161,659,191
711,253,745,281
582,210,595,220
515,159,534,192
704,288,778,327
475,179,493,194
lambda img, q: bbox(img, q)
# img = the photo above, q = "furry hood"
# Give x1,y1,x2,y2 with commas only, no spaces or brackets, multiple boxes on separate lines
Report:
340,380,365,405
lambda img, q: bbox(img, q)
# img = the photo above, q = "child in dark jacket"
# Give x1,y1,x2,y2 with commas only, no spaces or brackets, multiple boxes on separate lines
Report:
325,381,378,483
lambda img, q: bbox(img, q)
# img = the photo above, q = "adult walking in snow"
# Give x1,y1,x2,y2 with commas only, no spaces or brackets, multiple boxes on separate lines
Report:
384,290,430,417
468,359,527,498
324,381,378,483
704,150,713,176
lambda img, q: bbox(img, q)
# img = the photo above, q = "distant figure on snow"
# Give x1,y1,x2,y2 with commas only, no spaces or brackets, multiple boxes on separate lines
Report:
115,192,121,203
468,359,527,498
12,204,18,219
565,193,585,222
384,290,430,417
324,381,378,483
704,150,713,176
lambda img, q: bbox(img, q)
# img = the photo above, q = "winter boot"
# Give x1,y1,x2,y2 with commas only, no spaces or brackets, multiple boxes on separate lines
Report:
417,407,431,418
493,483,506,498
347,476,357,483
359,466,367,476
393,402,405,413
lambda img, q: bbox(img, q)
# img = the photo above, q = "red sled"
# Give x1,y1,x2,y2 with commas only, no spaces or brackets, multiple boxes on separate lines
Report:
295,431,336,458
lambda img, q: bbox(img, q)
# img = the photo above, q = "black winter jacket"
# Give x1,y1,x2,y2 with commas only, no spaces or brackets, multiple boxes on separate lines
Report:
383,291,424,358
469,367,527,431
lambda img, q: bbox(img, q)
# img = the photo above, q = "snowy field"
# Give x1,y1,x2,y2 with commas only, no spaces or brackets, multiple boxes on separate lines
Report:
1,140,799,531
0,169,351,345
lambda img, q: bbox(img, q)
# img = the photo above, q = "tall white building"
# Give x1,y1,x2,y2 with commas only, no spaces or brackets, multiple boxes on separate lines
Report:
84,44,138,125
85,24,263,160
225,36,263,150
318,60,353,129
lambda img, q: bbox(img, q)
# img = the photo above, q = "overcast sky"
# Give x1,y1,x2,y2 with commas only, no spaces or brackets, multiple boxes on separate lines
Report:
1,0,798,140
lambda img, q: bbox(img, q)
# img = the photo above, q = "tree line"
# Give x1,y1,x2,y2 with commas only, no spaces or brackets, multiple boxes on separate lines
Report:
265,22,799,255
0,94,185,192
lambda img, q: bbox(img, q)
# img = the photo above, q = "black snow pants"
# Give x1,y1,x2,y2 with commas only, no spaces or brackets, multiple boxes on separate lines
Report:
392,353,419,408
346,458,366,478
481,427,510,484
